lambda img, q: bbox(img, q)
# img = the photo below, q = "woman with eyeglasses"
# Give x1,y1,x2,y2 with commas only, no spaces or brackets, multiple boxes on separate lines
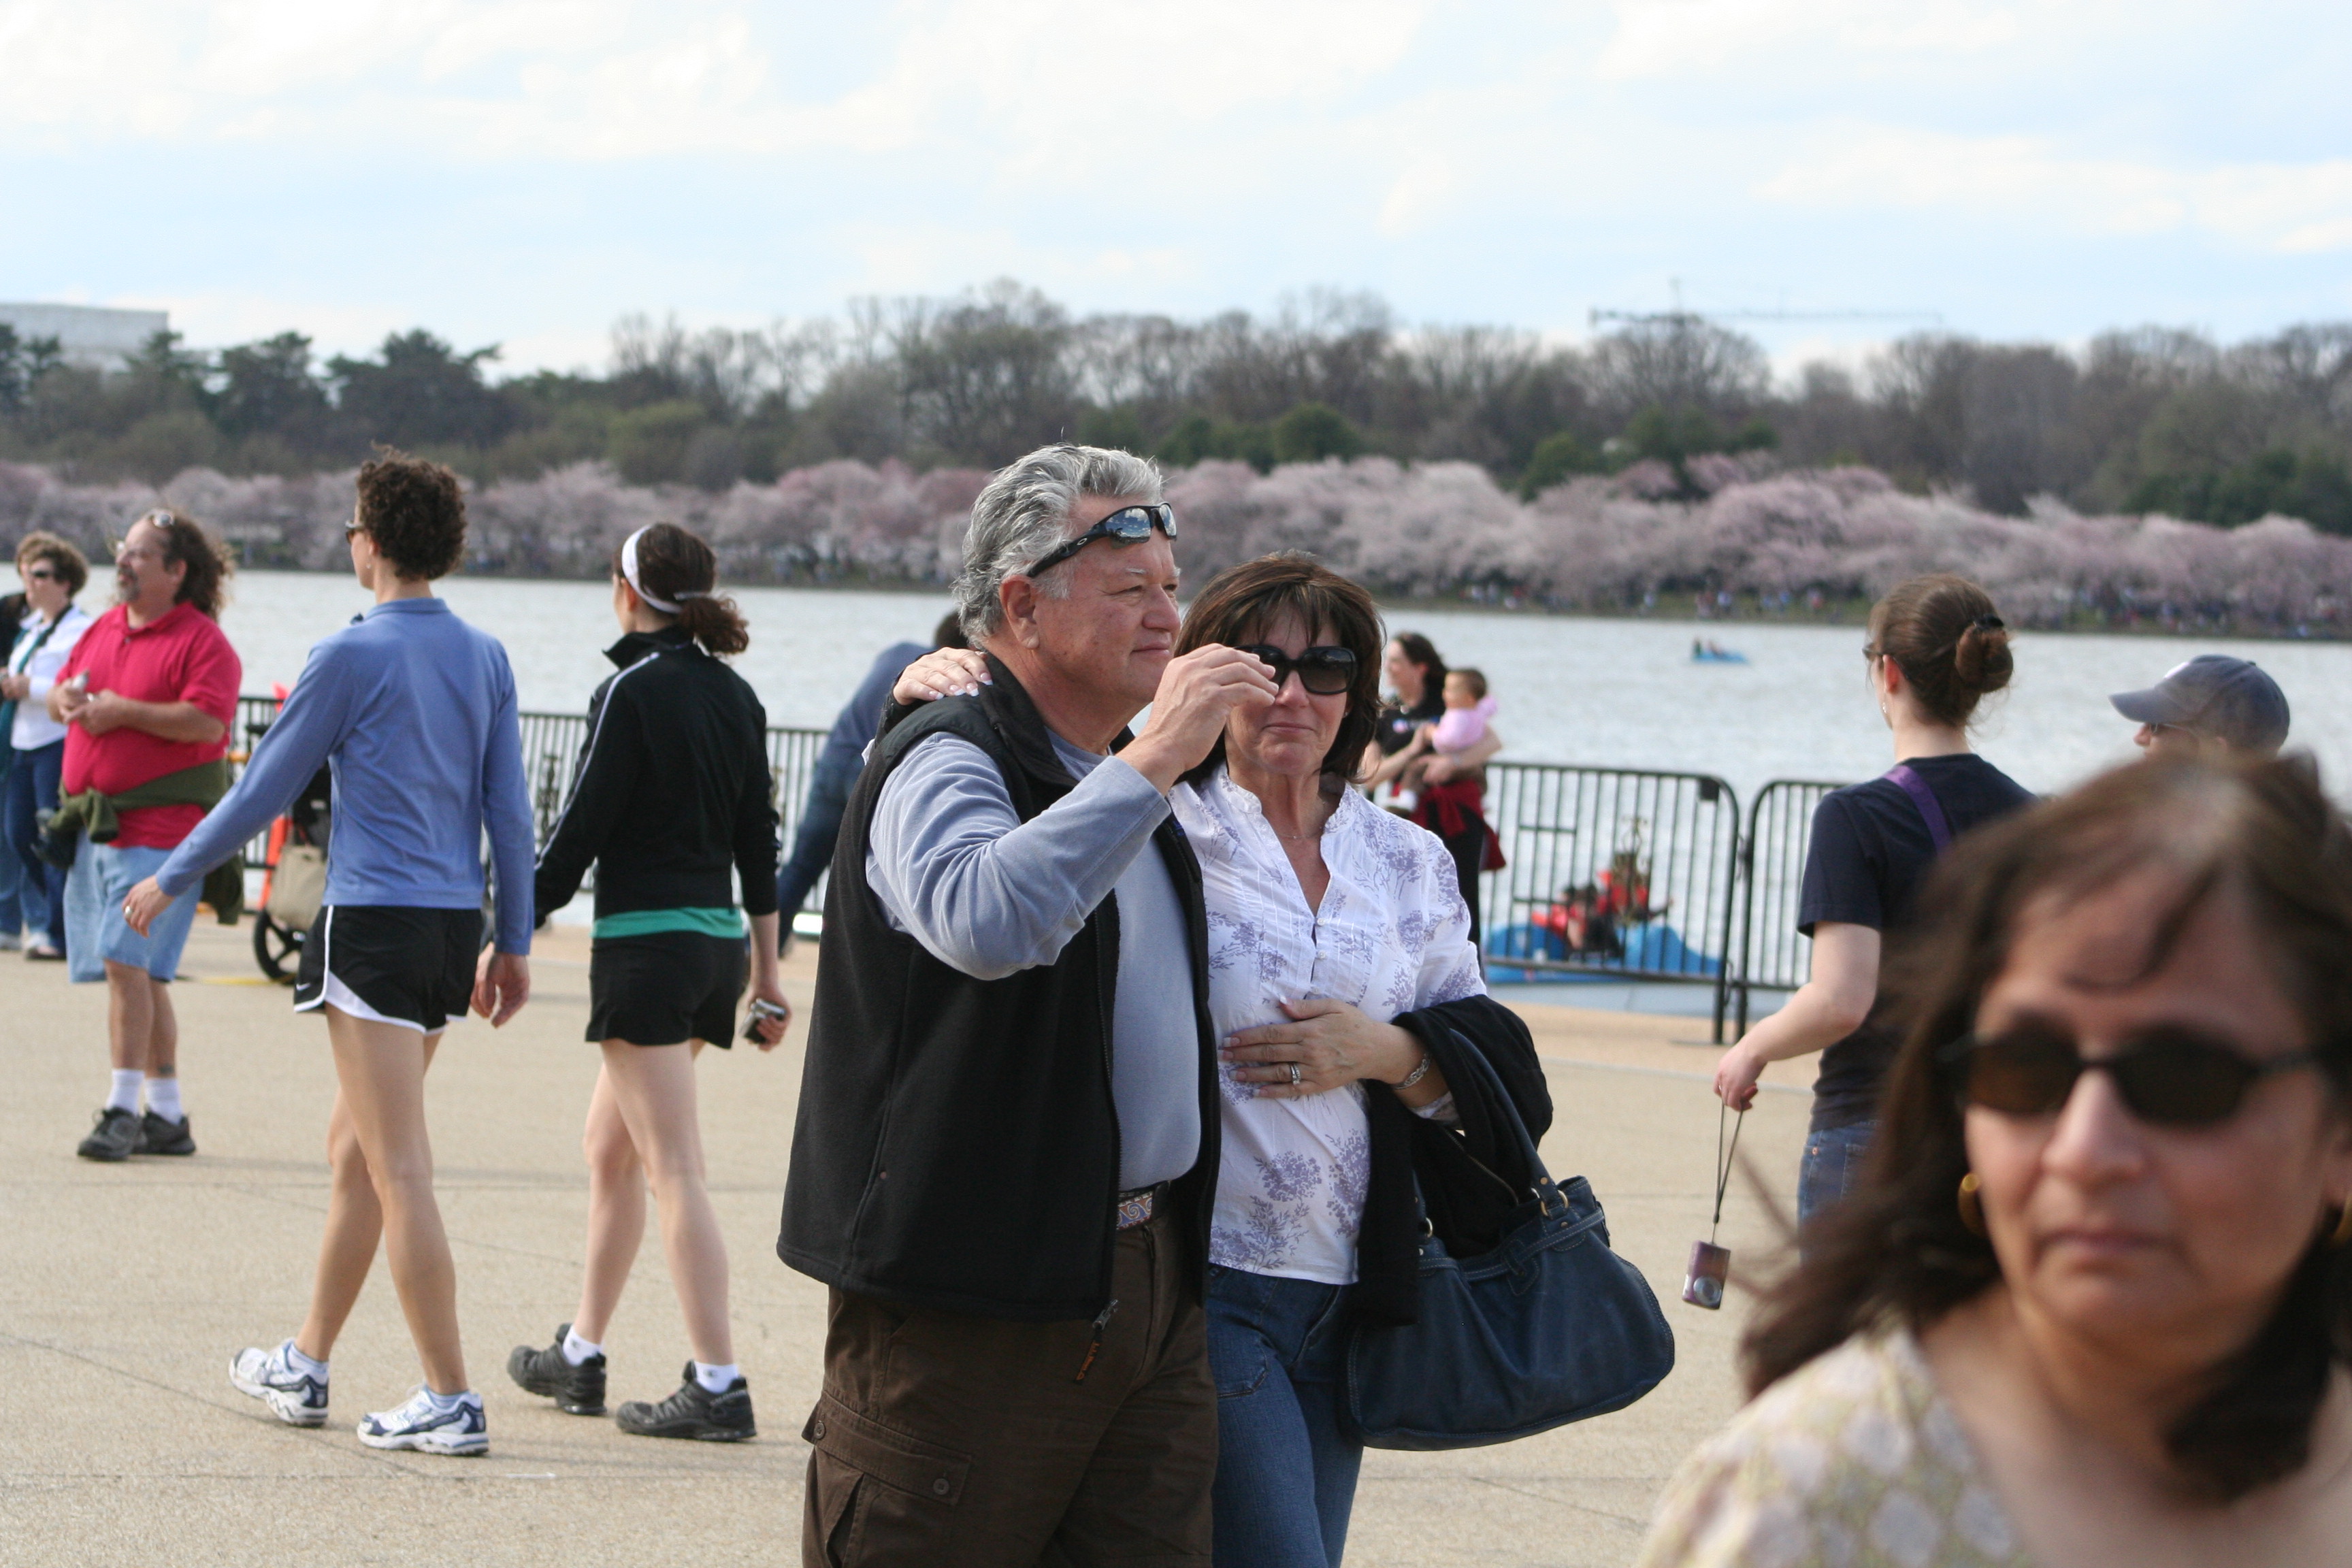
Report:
1,533,92,960
895,551,1546,1567
1713,574,2032,1228
1640,755,2352,1565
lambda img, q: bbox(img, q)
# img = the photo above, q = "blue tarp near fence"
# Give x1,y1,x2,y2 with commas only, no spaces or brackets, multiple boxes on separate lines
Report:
1482,922,1724,984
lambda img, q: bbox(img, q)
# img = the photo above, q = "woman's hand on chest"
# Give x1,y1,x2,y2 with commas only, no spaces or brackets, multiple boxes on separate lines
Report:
1221,997,1424,1098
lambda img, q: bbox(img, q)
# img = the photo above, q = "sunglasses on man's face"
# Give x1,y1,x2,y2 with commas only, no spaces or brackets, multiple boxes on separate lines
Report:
1025,504,1177,578
1946,1023,2318,1128
22,568,57,583
1236,644,1358,696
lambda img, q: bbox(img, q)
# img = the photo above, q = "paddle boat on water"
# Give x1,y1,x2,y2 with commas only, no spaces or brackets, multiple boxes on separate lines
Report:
1690,638,1748,664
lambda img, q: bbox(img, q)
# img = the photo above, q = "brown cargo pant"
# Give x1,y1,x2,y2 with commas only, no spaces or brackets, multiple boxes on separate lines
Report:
800,1207,1216,1567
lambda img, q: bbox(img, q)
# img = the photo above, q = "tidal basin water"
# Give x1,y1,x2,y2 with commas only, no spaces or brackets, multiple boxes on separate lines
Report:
202,571,2352,806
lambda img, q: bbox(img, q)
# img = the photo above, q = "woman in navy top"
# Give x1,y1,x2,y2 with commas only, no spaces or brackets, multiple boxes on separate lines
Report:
504,522,785,1443
1712,574,2034,1226
130,453,534,1456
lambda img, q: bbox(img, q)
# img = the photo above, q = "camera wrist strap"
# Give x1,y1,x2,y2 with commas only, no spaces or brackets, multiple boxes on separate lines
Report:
1710,1103,1744,1247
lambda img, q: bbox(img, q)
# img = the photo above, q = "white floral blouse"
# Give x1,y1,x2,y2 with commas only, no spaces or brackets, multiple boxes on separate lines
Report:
1171,766,1486,1284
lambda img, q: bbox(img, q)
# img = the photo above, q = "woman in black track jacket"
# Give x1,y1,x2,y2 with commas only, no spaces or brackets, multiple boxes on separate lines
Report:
502,522,786,1443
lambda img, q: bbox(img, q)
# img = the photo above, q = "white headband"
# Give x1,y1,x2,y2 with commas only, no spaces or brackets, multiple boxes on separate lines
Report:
620,527,708,615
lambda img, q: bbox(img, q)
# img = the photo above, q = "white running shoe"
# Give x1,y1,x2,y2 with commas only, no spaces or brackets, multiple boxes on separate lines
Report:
229,1340,329,1428
356,1386,488,1455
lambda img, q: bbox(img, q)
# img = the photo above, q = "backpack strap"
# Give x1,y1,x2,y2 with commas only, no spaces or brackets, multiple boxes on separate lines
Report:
1883,763,1953,855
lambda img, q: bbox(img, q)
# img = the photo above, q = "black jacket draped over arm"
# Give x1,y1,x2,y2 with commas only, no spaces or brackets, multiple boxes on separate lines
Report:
1352,994,1550,1326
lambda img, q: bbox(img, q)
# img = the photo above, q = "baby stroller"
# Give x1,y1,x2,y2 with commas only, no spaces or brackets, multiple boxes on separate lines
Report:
244,689,333,981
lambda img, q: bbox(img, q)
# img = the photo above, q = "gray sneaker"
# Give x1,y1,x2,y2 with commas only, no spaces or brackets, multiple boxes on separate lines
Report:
137,1111,195,1156
77,1107,140,1162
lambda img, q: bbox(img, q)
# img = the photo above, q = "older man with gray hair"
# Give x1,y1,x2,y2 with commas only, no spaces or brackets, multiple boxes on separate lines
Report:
780,444,1275,1566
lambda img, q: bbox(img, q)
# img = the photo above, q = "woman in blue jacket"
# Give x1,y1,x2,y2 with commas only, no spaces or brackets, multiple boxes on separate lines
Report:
127,452,536,1456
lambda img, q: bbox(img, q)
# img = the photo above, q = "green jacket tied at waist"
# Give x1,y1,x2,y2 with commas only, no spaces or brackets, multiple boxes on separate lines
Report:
40,757,245,921
44,757,231,844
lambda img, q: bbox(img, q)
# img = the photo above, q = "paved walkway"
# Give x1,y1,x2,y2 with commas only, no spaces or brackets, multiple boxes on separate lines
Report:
1,917,1813,1567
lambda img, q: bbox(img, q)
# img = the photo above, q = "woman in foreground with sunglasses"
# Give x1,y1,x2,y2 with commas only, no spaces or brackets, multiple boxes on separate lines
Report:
896,551,1544,1567
1641,755,2352,1567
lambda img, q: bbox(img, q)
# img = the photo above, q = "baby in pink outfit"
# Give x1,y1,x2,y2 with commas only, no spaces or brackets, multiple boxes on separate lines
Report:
1390,668,1494,811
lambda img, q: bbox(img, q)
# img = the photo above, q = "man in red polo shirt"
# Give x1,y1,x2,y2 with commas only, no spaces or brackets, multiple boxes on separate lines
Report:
52,508,241,1162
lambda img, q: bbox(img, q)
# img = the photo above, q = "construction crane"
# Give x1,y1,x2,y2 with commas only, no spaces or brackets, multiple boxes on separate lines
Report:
1589,279,1941,331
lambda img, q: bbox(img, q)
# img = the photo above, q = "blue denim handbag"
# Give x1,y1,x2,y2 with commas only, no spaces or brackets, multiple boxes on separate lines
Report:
1345,1041,1675,1450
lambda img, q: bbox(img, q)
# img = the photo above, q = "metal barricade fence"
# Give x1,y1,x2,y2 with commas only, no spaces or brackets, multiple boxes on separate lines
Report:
1476,762,1744,1039
231,693,833,898
1730,779,1847,1038
227,693,1841,1039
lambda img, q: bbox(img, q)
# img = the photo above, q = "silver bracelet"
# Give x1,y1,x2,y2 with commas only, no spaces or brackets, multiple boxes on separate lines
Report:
1396,1050,1433,1091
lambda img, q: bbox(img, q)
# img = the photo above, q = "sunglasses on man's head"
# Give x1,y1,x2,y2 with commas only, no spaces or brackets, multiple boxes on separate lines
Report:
1237,644,1358,696
1025,504,1177,578
1946,1023,2318,1128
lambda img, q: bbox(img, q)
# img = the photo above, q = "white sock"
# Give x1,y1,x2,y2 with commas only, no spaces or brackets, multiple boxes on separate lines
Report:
106,1071,142,1114
561,1327,602,1365
283,1340,327,1379
693,1360,741,1394
144,1076,182,1122
422,1385,472,1411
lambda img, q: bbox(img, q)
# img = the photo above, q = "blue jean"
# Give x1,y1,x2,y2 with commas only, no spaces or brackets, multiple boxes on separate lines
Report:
1206,1267,1360,1568
64,838,201,983
6,740,63,950
1798,1118,1876,1229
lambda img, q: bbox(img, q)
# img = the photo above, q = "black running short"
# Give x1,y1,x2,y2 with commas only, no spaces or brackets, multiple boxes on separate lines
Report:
295,906,484,1036
588,931,747,1047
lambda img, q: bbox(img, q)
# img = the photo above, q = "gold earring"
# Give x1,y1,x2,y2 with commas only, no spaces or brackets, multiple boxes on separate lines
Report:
1957,1172,1986,1237
2332,1201,2352,1248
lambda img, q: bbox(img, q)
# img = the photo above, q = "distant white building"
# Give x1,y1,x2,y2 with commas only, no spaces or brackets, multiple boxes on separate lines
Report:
0,303,171,372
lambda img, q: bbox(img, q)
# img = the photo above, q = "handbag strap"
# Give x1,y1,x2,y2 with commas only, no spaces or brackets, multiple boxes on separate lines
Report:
1439,1030,1560,1205
1882,763,1953,855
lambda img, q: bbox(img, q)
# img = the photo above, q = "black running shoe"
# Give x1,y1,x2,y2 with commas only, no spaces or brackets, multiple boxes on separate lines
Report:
137,1111,196,1156
506,1324,606,1416
78,1107,141,1162
616,1365,755,1441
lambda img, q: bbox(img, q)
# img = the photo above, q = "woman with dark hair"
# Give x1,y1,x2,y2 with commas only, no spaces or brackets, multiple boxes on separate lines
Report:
1642,756,2352,1563
894,553,1544,1567
3,532,93,960
506,521,786,1443
1714,573,2032,1225
128,453,535,1455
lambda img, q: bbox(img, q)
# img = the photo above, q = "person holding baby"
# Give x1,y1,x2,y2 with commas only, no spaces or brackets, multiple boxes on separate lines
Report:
1365,634,1503,953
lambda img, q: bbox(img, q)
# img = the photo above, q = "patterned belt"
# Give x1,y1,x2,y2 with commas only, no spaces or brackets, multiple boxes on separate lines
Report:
1115,1183,1166,1230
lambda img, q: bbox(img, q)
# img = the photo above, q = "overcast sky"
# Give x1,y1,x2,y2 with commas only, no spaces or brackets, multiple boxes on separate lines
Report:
5,1,2350,377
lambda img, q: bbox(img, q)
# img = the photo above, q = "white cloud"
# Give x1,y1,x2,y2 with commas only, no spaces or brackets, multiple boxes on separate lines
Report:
0,0,1431,165
1757,126,2352,254
1597,0,2023,79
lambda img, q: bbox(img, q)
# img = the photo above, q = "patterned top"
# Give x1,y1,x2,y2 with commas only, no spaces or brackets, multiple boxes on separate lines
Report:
1636,1331,2033,1568
1171,766,1486,1284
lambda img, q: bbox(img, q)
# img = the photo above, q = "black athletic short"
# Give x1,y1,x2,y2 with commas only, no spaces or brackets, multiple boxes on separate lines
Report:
588,931,747,1047
295,906,484,1036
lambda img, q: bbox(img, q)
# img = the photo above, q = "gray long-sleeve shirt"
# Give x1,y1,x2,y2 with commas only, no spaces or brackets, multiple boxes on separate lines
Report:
866,730,1201,1190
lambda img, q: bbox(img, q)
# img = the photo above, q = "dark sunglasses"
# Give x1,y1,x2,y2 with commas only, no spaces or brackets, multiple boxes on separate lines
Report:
1025,504,1177,577
1237,644,1358,696
21,568,58,583
1945,1026,2317,1128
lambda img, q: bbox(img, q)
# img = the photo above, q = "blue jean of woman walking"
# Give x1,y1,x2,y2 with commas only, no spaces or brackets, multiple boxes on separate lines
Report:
1207,1266,1360,1568
6,740,65,953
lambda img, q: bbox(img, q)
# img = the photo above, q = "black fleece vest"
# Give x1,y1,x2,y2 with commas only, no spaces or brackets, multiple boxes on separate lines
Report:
775,658,1220,1322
